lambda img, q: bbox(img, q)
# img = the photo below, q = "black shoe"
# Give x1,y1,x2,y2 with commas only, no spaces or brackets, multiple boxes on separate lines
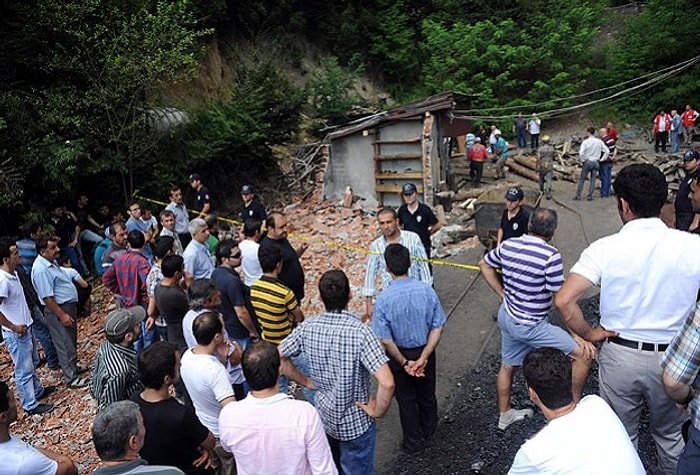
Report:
48,364,60,371
573,196,581,201
39,386,57,400
35,357,47,368
77,365,90,374
587,196,593,201
27,403,54,415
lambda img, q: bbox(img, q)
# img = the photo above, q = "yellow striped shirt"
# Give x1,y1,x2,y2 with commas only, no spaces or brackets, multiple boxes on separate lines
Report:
250,276,298,345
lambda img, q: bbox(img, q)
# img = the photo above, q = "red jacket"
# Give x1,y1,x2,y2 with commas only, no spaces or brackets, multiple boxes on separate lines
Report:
468,143,488,162
654,113,671,133
682,109,698,127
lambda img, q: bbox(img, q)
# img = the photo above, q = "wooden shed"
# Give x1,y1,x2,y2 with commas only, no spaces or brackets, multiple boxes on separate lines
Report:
322,91,475,207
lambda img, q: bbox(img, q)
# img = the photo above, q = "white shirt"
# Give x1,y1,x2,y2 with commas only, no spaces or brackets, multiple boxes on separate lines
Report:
239,239,263,286
529,118,541,134
219,393,338,475
180,349,234,438
578,135,609,163
0,436,58,475
570,217,700,342
0,269,32,329
509,396,645,474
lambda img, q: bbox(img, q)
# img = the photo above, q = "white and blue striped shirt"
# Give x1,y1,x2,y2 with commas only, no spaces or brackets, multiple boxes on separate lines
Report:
484,235,563,324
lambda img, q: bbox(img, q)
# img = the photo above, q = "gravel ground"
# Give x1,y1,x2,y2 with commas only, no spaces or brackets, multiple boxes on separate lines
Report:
391,295,662,475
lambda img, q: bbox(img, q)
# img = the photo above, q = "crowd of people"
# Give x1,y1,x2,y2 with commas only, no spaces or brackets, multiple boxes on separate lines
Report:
2,150,700,475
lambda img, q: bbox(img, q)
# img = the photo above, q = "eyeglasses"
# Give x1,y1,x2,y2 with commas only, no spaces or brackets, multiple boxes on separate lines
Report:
229,252,241,259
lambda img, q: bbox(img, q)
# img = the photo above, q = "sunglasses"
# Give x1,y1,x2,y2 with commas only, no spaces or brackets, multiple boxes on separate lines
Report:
229,252,241,259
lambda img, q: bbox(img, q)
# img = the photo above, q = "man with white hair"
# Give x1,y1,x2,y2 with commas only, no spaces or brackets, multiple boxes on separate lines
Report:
183,218,214,282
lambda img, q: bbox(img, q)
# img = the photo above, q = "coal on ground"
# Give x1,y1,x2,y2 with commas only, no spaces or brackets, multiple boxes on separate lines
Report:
390,295,662,474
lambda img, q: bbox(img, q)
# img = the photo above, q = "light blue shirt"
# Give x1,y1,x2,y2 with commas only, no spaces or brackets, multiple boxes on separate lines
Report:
165,202,190,234
183,240,214,279
31,255,78,305
372,277,446,348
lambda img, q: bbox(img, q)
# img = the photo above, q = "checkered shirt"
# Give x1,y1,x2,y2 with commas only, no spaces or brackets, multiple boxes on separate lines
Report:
280,310,389,441
661,306,700,429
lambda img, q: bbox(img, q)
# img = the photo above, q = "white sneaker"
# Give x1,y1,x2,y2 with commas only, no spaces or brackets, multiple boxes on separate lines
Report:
498,408,533,430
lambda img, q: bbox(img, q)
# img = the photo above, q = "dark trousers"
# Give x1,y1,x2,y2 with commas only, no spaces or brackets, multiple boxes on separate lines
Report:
389,347,438,450
470,161,484,185
178,232,192,248
676,211,694,231
655,131,668,152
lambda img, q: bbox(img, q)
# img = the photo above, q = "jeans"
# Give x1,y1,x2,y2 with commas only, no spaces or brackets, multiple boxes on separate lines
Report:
30,305,58,368
576,160,599,199
328,421,376,475
61,245,85,276
279,354,315,404
678,424,700,475
599,161,613,197
516,129,527,148
530,133,540,149
671,131,681,153
3,326,44,411
134,319,156,356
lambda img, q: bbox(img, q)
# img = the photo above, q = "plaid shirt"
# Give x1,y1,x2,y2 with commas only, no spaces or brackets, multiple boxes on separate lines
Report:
280,310,389,441
661,306,700,429
102,250,150,307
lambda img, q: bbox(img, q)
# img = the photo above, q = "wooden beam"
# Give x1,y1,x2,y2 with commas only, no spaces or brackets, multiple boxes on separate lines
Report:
375,172,423,180
376,184,424,194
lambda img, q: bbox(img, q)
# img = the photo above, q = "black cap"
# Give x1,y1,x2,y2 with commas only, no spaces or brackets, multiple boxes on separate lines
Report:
402,183,418,195
188,173,201,183
505,187,524,201
683,150,699,161
241,184,254,194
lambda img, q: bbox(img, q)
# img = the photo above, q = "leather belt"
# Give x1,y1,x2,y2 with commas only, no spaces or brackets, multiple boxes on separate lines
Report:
608,336,668,352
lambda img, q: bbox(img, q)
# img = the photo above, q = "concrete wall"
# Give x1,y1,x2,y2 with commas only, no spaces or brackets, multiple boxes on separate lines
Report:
323,133,378,207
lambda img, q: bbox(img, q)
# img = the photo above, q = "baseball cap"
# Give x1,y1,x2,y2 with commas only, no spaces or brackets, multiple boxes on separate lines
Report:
104,306,146,340
475,137,481,142
494,129,502,136
402,183,418,195
683,150,699,161
240,184,254,194
542,135,551,143
505,187,524,201
188,173,201,183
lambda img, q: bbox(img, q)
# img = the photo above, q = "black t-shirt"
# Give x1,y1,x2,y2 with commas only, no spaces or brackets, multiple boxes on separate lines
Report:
240,200,267,223
194,186,212,213
675,174,695,215
260,236,305,301
398,203,438,255
48,215,77,245
500,207,530,242
154,283,189,325
131,394,212,475
211,266,260,339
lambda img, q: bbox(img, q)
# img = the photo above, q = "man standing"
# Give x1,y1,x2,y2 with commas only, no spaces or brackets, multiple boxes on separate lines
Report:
260,211,307,303
654,109,671,153
536,135,555,200
512,112,527,149
189,173,212,218
555,163,700,474
92,400,184,475
0,381,77,475
47,204,84,275
682,104,699,145
671,109,683,153
575,127,609,201
125,201,154,263
508,348,644,474
146,236,174,342
674,150,700,231
133,342,215,475
497,187,530,246
154,255,189,351
102,230,152,352
599,127,617,198
0,240,55,415
397,183,441,267
239,219,263,287
100,221,128,273
528,113,541,150
479,208,592,431
183,218,214,280
159,210,184,256
212,239,260,353
371,244,445,452
493,129,509,180
240,184,267,223
467,136,488,185
363,208,431,320
281,270,395,475
165,185,191,248
219,341,338,475
31,236,88,388
179,312,238,475
90,307,144,410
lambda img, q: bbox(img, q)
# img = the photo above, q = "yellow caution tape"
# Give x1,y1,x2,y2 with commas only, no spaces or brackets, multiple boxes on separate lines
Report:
132,191,483,272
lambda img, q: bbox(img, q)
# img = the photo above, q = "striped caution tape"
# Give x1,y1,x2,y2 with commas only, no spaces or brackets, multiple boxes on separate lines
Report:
132,191,483,272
